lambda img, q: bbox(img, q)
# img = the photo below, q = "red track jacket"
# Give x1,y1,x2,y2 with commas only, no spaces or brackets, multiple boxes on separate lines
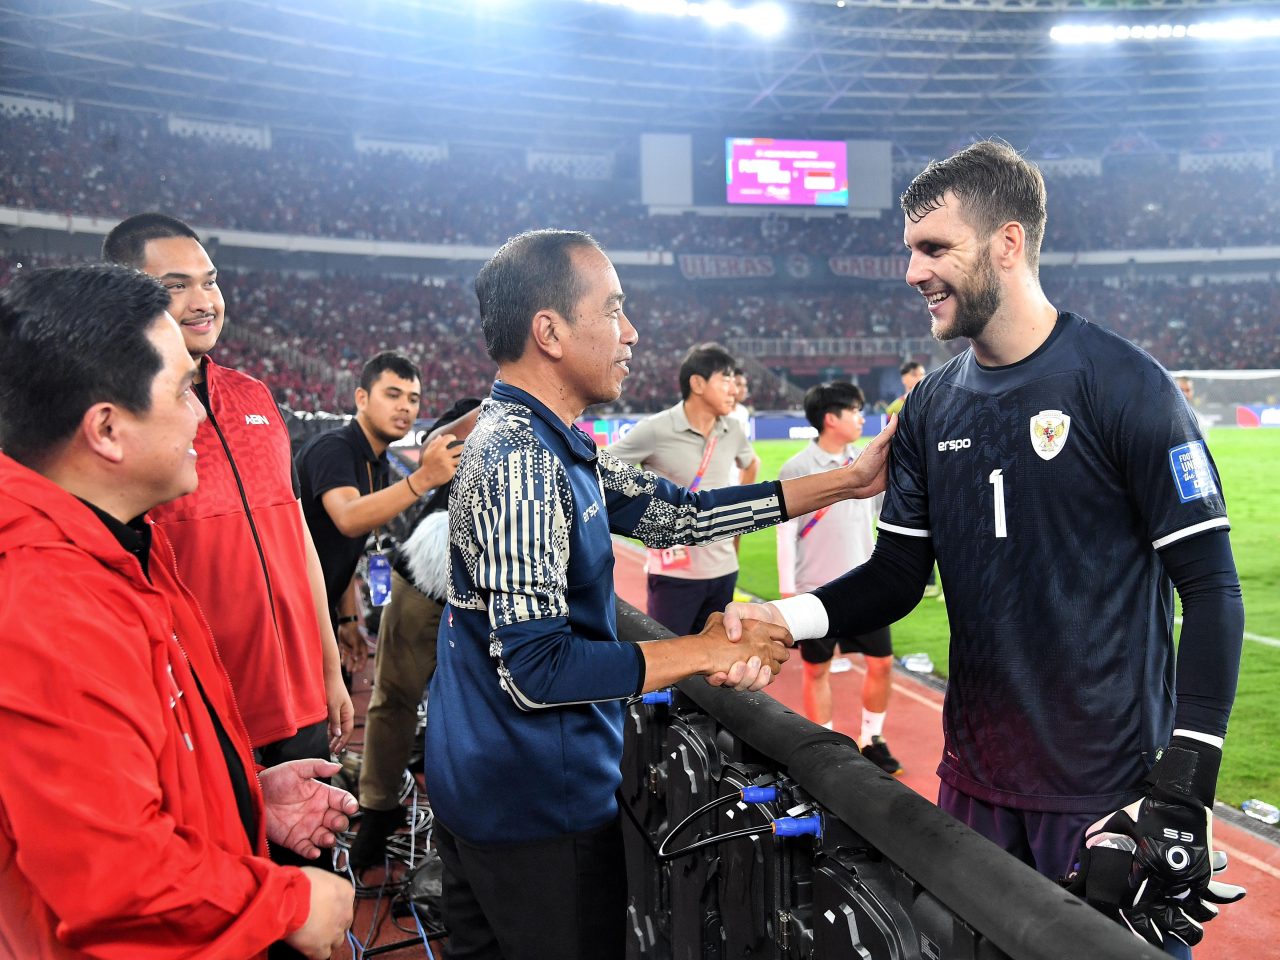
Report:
0,454,312,958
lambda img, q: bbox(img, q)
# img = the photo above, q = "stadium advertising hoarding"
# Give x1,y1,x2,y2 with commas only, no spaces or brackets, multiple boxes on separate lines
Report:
677,253,908,282
726,138,848,207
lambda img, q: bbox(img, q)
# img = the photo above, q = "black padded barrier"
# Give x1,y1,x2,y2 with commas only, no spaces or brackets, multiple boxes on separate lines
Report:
616,600,1164,960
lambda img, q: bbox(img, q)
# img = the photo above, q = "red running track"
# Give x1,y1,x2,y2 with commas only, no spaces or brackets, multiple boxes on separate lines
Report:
611,538,1280,960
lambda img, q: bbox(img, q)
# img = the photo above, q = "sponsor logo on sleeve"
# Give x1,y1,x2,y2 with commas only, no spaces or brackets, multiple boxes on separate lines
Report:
244,413,270,425
1168,440,1218,502
1029,410,1071,461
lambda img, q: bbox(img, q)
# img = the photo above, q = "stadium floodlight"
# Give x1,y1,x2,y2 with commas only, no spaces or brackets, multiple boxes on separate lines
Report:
583,0,788,35
1051,17,1280,44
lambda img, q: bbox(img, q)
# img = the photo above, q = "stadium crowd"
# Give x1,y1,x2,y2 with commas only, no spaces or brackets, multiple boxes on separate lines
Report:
1,249,1275,414
3,105,1277,415
5,109,1280,255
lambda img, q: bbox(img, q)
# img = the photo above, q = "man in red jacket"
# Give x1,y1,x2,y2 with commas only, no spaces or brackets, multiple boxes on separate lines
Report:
103,215,352,874
0,264,356,958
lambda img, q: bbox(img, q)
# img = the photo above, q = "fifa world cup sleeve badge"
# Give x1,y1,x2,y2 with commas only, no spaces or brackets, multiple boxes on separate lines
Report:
1029,410,1071,461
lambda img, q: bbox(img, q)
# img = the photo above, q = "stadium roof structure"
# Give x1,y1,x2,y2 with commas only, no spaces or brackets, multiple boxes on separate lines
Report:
3,0,1280,157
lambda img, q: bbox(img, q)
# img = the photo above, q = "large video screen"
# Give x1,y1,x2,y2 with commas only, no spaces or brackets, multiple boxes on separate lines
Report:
725,137,848,207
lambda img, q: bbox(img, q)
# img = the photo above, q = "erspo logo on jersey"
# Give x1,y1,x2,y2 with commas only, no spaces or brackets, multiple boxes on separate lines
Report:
937,438,971,452
1029,410,1071,461
1168,440,1218,503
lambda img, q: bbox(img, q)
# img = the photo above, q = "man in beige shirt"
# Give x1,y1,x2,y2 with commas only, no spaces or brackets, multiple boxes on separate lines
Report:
608,342,760,634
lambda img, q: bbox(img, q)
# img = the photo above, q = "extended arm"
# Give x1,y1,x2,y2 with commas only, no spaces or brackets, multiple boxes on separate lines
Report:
777,415,896,514
319,434,461,539
723,530,934,640
471,446,783,709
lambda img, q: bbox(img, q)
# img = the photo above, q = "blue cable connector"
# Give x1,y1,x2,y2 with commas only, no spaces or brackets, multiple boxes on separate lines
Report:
772,816,822,838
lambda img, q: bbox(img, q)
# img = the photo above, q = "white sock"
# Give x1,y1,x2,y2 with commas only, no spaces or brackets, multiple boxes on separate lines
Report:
820,720,833,730
861,709,886,744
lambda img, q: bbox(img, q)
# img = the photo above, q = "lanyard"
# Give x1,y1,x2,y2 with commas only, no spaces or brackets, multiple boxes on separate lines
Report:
798,455,852,539
366,462,384,551
688,435,718,492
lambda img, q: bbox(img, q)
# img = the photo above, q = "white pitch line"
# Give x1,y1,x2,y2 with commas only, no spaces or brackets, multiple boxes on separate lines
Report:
1176,616,1280,649
1213,839,1280,882
840,659,944,713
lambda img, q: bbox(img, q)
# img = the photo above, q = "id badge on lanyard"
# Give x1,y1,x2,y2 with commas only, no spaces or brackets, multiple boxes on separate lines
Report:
366,552,393,607
364,461,393,606
662,434,718,571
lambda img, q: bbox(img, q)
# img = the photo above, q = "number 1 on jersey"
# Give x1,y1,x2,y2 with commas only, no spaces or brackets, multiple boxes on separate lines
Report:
989,469,1008,539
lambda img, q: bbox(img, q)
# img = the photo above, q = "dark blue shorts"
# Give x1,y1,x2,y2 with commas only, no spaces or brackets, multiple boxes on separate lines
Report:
647,571,737,636
938,785,1193,959
937,781,1100,881
800,625,892,663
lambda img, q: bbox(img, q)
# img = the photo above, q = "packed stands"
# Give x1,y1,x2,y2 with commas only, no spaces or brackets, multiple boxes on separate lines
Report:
4,105,1277,416
3,253,1273,414
4,109,1279,255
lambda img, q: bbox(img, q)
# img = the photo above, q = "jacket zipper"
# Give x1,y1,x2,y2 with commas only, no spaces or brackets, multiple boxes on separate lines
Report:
204,395,284,645
167,547,269,853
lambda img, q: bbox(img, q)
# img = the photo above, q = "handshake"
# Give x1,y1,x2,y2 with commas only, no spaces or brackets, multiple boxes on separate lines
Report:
682,600,796,693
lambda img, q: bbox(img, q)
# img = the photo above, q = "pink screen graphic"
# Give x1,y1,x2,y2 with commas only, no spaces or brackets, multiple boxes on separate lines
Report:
726,138,848,207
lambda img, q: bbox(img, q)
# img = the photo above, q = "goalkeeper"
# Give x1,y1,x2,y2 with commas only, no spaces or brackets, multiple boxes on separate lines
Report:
723,140,1245,957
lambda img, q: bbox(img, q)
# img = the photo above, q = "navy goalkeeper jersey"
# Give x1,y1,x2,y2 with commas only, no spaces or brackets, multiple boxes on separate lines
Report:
879,312,1228,812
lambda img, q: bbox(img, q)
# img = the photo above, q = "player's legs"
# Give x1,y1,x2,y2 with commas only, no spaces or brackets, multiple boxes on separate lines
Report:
851,627,893,715
841,627,901,774
799,635,838,726
436,817,626,960
862,655,892,712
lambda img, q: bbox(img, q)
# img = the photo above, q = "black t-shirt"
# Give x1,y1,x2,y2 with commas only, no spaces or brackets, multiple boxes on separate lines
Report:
295,419,389,616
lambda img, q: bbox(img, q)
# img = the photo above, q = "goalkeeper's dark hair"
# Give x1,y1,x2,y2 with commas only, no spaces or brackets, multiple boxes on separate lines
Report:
900,139,1047,275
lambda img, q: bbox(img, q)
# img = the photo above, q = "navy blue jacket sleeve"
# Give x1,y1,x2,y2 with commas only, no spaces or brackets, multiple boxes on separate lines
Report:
468,444,643,709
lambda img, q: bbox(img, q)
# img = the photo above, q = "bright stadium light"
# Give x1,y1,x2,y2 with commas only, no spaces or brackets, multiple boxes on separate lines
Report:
746,3,788,37
583,0,788,35
1051,16,1280,44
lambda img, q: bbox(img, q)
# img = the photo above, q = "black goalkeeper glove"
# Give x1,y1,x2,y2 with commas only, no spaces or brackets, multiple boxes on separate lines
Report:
1062,737,1246,949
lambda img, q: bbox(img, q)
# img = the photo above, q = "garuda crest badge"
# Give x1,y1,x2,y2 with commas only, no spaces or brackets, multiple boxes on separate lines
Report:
1029,410,1071,461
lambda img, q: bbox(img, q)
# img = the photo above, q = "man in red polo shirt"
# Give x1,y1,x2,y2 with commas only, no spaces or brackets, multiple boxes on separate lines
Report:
105,215,352,879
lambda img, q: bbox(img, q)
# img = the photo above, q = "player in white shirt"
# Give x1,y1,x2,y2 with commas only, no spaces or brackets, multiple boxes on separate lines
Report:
776,382,901,775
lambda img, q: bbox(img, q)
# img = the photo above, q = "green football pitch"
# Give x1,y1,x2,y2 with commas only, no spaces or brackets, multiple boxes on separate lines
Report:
735,429,1280,809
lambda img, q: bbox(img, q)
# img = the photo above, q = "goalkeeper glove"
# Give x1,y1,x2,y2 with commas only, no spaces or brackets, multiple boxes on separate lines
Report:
1062,736,1245,949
